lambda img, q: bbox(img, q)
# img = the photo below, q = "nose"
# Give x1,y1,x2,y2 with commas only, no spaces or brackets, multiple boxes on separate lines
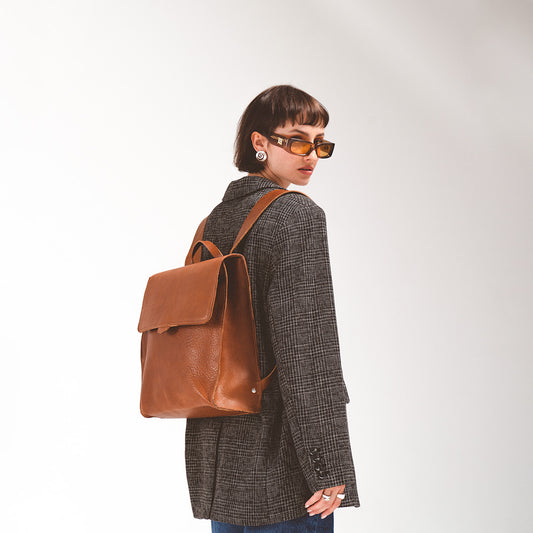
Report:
305,149,318,163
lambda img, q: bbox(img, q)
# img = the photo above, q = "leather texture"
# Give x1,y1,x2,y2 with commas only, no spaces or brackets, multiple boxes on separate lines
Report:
137,188,306,418
184,175,360,526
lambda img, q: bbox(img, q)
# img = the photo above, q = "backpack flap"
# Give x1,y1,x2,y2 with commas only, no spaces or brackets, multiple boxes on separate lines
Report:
137,256,227,333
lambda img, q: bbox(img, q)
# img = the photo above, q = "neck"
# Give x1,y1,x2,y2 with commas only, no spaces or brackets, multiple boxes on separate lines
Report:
255,170,289,189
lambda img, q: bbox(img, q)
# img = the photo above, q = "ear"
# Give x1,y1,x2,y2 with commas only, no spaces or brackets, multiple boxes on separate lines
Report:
251,131,268,152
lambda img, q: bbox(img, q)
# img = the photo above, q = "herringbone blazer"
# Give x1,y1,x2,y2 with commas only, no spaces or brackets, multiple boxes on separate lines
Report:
185,175,360,526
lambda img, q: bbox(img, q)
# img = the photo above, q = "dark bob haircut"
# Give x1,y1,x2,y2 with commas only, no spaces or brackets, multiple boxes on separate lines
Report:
234,85,330,174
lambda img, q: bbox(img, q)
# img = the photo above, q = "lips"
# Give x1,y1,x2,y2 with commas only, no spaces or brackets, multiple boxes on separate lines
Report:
298,167,314,177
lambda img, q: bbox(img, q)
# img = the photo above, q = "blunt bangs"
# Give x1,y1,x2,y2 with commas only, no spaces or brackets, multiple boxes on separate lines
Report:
263,88,329,130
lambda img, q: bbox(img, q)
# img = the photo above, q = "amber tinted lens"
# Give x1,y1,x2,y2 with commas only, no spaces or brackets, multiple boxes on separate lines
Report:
316,143,334,158
290,140,314,155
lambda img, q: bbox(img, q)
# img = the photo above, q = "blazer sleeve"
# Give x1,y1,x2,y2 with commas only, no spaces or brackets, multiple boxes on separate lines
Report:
264,203,358,496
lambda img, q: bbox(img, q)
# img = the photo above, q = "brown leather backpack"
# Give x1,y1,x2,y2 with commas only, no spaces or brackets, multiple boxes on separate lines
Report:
137,188,308,418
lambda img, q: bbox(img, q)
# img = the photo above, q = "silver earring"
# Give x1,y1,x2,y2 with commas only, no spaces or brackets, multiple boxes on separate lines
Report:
256,150,267,162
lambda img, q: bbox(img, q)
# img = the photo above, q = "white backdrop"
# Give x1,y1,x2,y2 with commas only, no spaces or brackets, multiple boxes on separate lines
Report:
1,1,531,532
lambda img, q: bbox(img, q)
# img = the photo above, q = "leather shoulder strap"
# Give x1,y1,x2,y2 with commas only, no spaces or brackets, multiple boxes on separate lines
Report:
230,189,309,253
184,188,309,265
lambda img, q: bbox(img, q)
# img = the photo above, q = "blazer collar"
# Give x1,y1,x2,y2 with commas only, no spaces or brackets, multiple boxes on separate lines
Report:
222,175,286,202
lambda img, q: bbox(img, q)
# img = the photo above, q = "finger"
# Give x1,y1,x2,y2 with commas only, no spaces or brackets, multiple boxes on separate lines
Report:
320,496,342,518
309,485,345,515
320,497,341,518
307,492,335,515
306,484,345,514
304,490,323,509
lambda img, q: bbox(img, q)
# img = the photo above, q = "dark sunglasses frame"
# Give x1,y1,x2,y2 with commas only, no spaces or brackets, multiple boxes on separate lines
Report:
267,133,335,158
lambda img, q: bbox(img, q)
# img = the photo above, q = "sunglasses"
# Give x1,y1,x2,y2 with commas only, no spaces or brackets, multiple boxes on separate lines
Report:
267,133,335,159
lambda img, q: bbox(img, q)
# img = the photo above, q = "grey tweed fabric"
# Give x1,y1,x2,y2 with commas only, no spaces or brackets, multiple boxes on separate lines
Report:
185,175,360,526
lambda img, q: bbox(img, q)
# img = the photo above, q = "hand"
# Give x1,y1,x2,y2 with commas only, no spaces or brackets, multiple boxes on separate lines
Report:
304,484,345,519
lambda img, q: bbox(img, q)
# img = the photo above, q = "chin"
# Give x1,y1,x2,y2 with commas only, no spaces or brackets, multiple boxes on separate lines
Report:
293,176,311,186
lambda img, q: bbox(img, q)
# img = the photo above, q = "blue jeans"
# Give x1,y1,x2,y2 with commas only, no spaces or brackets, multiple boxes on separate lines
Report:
211,512,333,532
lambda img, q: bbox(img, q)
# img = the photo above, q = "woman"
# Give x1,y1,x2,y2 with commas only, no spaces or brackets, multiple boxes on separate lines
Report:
185,85,360,532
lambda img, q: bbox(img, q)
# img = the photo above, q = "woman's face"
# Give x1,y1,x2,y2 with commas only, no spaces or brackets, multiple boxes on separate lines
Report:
251,122,326,189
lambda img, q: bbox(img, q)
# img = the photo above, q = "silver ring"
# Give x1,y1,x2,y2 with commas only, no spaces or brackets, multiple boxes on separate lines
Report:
336,493,346,500
322,493,331,501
